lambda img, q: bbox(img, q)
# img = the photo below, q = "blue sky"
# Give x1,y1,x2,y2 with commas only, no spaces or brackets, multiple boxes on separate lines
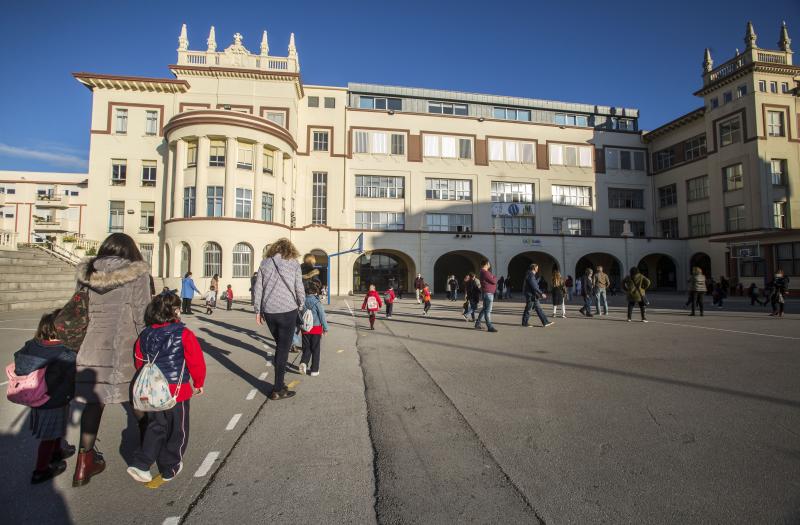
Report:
0,0,796,172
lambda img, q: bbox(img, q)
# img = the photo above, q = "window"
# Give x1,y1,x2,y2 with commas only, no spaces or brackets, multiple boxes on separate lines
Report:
265,112,285,127
775,242,800,275
770,159,787,185
109,201,124,232
354,131,368,154
0,206,15,219
688,212,710,237
183,187,196,217
139,202,155,232
111,160,127,186
237,143,253,169
232,243,253,277
391,133,405,155
552,185,592,207
608,188,643,209
308,96,319,108
555,113,589,127
723,164,743,191
425,178,471,200
355,211,404,230
261,192,274,221
615,118,635,131
359,96,402,111
494,216,535,234
684,135,707,161
353,130,405,155
723,91,732,104
782,82,790,94
312,131,329,152
548,143,592,167
687,175,709,201
424,135,473,159
139,244,153,266
207,186,223,217
606,148,645,171
235,188,252,218
660,218,679,238
491,182,533,203
425,213,472,232
427,101,468,116
141,161,156,187
553,217,592,236
145,110,158,135
263,148,274,174
324,97,336,109
355,176,404,199
769,81,778,93
312,172,327,224
736,85,747,99
488,139,534,164
774,202,787,229
610,220,645,237
493,107,531,121
115,108,127,134
719,118,741,147
658,184,678,207
187,142,197,167
726,205,746,232
203,243,222,277
710,97,719,109
758,80,766,92
209,140,226,166
654,149,675,171
767,110,785,137
0,185,16,195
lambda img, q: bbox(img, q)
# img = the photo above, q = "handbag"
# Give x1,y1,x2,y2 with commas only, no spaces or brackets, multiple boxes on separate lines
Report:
54,287,89,351
271,258,304,328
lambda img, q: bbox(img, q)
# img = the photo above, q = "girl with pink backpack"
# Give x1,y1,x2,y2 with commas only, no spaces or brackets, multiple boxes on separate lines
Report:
360,284,383,330
9,310,77,484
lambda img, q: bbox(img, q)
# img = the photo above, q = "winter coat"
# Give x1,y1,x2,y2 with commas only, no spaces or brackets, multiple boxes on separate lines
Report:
622,273,651,303
13,339,76,409
467,280,482,302
580,273,594,297
551,281,566,304
303,294,329,332
181,277,201,299
479,269,497,294
74,257,151,404
254,254,305,315
523,270,544,300
593,271,610,290
361,290,383,312
688,273,707,292
134,322,205,403
384,289,396,304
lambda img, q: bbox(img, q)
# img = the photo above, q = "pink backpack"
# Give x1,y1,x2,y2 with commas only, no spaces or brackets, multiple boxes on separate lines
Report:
5,363,50,407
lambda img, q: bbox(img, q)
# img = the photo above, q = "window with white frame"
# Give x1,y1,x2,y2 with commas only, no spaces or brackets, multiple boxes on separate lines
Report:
353,130,405,155
615,118,635,131
736,85,747,99
312,172,327,224
139,202,155,232
111,160,127,185
0,205,15,219
359,96,402,111
758,80,767,92
391,133,405,155
774,202,787,229
767,110,785,137
232,243,253,277
207,186,223,217
237,143,253,169
719,117,741,147
554,113,589,127
491,182,533,203
494,216,535,234
660,217,679,238
209,140,226,166
769,81,778,93
493,107,531,121
0,184,16,195
606,148,645,171
263,148,274,174
687,175,709,201
312,130,329,152
723,164,743,191
548,143,592,167
770,159,787,186
552,185,592,207
488,139,535,164
424,135,472,159
658,184,677,207
726,205,746,232
425,213,472,232
261,192,274,221
654,149,675,171
187,141,197,167
145,110,158,135
265,111,285,127
355,211,404,230
353,131,368,154
235,188,252,218
684,135,707,161
609,188,644,209
427,101,468,116
203,242,222,277
141,161,156,187
425,178,471,200
553,217,591,236
184,187,196,217
610,220,645,237
782,82,790,93
688,212,710,236
139,243,154,266
109,201,124,232
355,175,404,199
115,108,127,134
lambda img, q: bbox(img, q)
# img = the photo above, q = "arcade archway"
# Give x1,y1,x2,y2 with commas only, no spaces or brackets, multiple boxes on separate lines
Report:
638,253,678,290
353,250,414,294
690,252,711,278
433,250,487,293
507,252,560,291
575,253,623,289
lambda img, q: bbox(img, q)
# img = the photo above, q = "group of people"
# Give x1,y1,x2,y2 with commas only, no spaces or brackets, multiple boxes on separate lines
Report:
686,267,790,317
180,271,234,314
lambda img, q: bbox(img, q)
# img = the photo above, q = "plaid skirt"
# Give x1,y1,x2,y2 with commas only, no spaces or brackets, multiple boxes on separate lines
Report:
29,406,69,440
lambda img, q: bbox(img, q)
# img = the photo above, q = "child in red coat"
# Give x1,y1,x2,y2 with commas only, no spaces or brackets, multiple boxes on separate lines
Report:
225,285,234,310
361,284,383,330
384,286,396,319
422,283,432,316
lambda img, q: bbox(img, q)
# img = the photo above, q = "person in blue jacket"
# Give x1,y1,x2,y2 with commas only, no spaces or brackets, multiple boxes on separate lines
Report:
298,280,329,376
180,271,201,314
522,263,554,328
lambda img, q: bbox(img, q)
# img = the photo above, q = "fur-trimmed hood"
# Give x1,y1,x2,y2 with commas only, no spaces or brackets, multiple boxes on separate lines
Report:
76,256,151,294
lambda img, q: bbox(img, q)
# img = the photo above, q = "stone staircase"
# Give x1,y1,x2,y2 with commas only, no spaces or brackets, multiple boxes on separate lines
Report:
0,247,77,312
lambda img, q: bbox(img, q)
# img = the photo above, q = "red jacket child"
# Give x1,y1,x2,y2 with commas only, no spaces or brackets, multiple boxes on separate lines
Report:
225,288,233,302
384,289,396,304
134,322,206,402
361,289,383,312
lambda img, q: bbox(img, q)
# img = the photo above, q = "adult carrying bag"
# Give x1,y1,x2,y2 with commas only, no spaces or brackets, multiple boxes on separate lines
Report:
132,355,185,412
5,363,50,407
54,287,89,351
271,258,305,329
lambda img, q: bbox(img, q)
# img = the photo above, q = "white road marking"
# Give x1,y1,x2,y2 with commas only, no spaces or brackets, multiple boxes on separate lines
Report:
0,318,41,323
648,320,800,340
0,381,7,387
245,388,257,400
225,413,242,431
258,371,268,380
162,517,181,525
0,328,35,331
344,300,354,316
193,451,219,477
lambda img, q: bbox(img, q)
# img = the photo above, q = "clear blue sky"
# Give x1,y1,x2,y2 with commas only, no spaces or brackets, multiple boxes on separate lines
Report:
0,0,796,172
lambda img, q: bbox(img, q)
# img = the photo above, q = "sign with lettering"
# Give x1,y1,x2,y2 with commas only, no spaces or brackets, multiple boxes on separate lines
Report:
491,203,535,217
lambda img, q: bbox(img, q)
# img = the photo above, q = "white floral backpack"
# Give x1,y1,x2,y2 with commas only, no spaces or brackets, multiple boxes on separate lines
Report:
132,352,185,412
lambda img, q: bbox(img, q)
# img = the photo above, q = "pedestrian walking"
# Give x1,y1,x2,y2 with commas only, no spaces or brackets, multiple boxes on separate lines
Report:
298,280,329,377
12,310,77,484
522,263,553,327
505,277,513,299
497,276,506,301
203,286,216,315
747,283,765,306
593,265,610,315
249,272,257,306
475,259,498,332
73,233,152,487
254,238,305,401
687,266,707,316
565,275,573,301
578,268,595,317
421,283,432,315
463,273,480,322
180,272,201,314
448,275,458,301
210,273,219,303
384,286,396,318
414,274,424,304
224,285,234,311
711,280,723,308
361,284,383,329
126,292,206,484
551,270,567,318
767,269,789,317
622,267,651,322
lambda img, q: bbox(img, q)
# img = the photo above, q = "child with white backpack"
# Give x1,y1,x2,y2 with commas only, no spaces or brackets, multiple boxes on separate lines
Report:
127,291,206,484
361,284,383,330
298,280,329,376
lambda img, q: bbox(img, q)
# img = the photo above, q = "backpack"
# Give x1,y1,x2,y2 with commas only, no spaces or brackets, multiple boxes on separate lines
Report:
383,292,391,302
301,307,314,332
132,355,184,412
54,287,89,351
5,363,50,407
367,296,378,310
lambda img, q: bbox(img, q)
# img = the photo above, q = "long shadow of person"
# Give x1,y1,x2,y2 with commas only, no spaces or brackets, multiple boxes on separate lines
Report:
195,335,274,395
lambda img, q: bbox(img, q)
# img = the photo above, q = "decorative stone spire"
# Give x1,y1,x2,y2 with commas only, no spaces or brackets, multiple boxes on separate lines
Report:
702,48,713,73
207,26,217,52
260,30,269,56
744,21,757,49
178,23,189,51
779,21,792,52
288,32,297,58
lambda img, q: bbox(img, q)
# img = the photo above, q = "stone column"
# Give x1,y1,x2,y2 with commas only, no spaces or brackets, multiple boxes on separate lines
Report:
172,139,186,218
225,137,237,217
196,136,210,217
253,143,265,220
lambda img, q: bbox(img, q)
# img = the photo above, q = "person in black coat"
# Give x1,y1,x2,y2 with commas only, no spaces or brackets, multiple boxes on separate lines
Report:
522,264,553,327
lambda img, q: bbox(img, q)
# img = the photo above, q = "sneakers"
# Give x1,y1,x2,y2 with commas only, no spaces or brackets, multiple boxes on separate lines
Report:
642,319,649,323
127,466,153,483
310,371,319,377
560,315,566,319
298,363,307,375
162,462,183,482
627,319,632,322
462,313,469,322
543,321,555,327
269,387,296,400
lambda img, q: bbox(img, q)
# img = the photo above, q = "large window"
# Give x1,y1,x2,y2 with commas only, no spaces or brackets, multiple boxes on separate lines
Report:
491,182,533,203
265,112,285,127
773,202,787,229
232,243,253,278
426,213,472,232
608,188,643,209
423,135,472,159
552,185,592,207
688,212,710,237
610,220,645,237
654,149,674,171
723,164,743,191
767,110,785,137
554,113,589,127
770,159,787,186
187,141,197,167
553,217,592,236
111,160,127,186
312,130,329,152
610,117,635,131
355,211,404,230
263,148,274,174
261,192,274,221
237,143,253,169
355,175,404,199
183,187,196,217
684,135,707,161
235,188,252,218
312,172,327,224
203,242,222,277
719,118,741,147
494,216,535,234
209,140,226,167
493,107,531,121
353,131,406,155
488,139,535,164
776,242,800,275
359,96,402,111
687,175,709,201
141,161,156,187
145,110,158,136
109,201,124,232
726,205,746,232
606,149,645,171
391,133,405,155
658,184,677,207
660,217,679,239
427,101,468,116
140,202,155,233
115,108,127,134
425,178,471,200
207,186,224,217
139,243,153,266
548,143,592,167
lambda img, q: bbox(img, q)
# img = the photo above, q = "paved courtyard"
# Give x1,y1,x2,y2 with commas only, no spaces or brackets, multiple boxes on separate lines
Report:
0,294,798,524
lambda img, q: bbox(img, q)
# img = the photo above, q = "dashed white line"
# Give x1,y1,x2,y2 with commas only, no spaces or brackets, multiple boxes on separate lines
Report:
648,320,800,340
258,371,268,380
0,381,7,387
193,451,219,477
162,517,181,525
0,328,35,331
344,300,354,316
225,413,242,431
245,388,257,400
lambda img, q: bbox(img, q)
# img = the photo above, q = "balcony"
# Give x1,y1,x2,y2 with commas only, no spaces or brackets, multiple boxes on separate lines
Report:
176,50,297,74
35,194,71,209
33,219,71,233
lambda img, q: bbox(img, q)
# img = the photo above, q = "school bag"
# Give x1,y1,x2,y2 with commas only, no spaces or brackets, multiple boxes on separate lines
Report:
301,307,314,332
54,287,89,351
5,363,50,407
383,292,391,302
132,354,185,412
367,295,378,310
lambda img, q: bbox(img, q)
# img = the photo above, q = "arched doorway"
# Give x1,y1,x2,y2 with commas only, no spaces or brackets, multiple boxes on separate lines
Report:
179,242,191,276
433,250,487,293
353,250,414,294
311,249,328,287
690,252,711,278
638,254,677,290
575,253,623,290
507,252,560,291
